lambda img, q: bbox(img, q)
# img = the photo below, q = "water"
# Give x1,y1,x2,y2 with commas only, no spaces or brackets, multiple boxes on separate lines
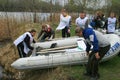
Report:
0,12,51,23
0,12,93,23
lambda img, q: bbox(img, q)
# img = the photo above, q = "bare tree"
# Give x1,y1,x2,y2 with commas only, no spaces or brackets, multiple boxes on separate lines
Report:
103,0,112,15
73,0,108,11
50,0,53,22
73,0,89,10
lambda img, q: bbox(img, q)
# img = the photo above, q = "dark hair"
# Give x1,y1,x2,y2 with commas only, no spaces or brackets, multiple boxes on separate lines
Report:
80,11,86,14
42,24,47,29
30,29,36,33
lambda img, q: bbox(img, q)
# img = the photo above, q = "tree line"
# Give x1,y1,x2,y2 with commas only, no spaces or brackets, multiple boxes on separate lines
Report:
0,0,119,15
0,0,62,12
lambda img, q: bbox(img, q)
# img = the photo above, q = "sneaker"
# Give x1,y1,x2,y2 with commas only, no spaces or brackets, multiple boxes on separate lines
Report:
90,77,97,80
91,73,100,80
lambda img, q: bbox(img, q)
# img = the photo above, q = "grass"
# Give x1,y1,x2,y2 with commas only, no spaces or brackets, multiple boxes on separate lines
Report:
22,56,120,80
70,56,120,80
56,56,120,80
99,56,120,80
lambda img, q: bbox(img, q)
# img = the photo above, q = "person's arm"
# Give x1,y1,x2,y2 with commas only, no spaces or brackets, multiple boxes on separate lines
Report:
90,34,99,53
104,19,108,30
90,34,100,59
37,30,43,39
115,19,117,29
118,16,120,22
86,42,91,54
85,20,89,28
24,34,34,50
69,17,72,27
33,39,36,43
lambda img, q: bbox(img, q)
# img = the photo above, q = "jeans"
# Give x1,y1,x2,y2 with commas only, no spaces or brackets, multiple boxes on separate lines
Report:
86,45,110,77
17,42,27,58
62,27,70,38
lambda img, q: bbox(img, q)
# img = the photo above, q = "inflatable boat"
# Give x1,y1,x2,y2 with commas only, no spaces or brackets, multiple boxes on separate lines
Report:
115,29,120,36
11,34,120,70
34,36,79,49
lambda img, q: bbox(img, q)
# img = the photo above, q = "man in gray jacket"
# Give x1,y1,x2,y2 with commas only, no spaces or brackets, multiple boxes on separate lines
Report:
75,27,110,79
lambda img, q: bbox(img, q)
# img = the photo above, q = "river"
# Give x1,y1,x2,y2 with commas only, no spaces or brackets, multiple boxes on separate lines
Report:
0,12,93,23
0,12,51,23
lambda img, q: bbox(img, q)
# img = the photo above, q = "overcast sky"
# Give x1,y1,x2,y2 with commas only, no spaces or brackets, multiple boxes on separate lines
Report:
42,0,68,6
42,0,110,8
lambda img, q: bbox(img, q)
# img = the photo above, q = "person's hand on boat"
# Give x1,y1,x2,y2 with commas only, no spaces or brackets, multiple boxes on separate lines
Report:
86,52,89,56
48,38,52,41
95,52,100,59
56,29,60,32
36,46,43,52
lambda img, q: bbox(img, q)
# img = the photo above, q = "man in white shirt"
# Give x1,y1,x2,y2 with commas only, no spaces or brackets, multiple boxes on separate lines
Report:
14,29,36,58
106,12,117,34
75,11,90,29
56,9,71,38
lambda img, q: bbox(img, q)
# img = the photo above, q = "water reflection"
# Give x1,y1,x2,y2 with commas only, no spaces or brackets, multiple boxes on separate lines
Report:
0,12,51,23
0,12,93,23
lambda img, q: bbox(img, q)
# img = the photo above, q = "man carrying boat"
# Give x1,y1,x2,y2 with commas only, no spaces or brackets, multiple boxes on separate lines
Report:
75,27,110,80
13,29,36,58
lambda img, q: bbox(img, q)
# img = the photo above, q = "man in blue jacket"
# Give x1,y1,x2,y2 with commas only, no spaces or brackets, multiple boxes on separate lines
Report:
75,27,110,79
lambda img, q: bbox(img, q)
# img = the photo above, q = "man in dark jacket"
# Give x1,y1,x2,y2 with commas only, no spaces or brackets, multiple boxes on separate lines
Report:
75,27,110,79
14,29,36,58
91,11,105,29
38,24,55,42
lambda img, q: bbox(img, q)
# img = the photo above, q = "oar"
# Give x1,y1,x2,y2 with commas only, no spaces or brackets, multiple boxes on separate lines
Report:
40,45,77,52
37,49,66,54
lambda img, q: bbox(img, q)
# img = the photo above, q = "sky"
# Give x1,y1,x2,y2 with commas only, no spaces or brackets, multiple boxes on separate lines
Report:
42,0,68,6
42,0,110,8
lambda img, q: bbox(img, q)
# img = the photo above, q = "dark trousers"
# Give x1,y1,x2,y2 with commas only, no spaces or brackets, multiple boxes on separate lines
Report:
17,42,27,58
40,31,55,42
62,27,70,38
86,45,110,77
